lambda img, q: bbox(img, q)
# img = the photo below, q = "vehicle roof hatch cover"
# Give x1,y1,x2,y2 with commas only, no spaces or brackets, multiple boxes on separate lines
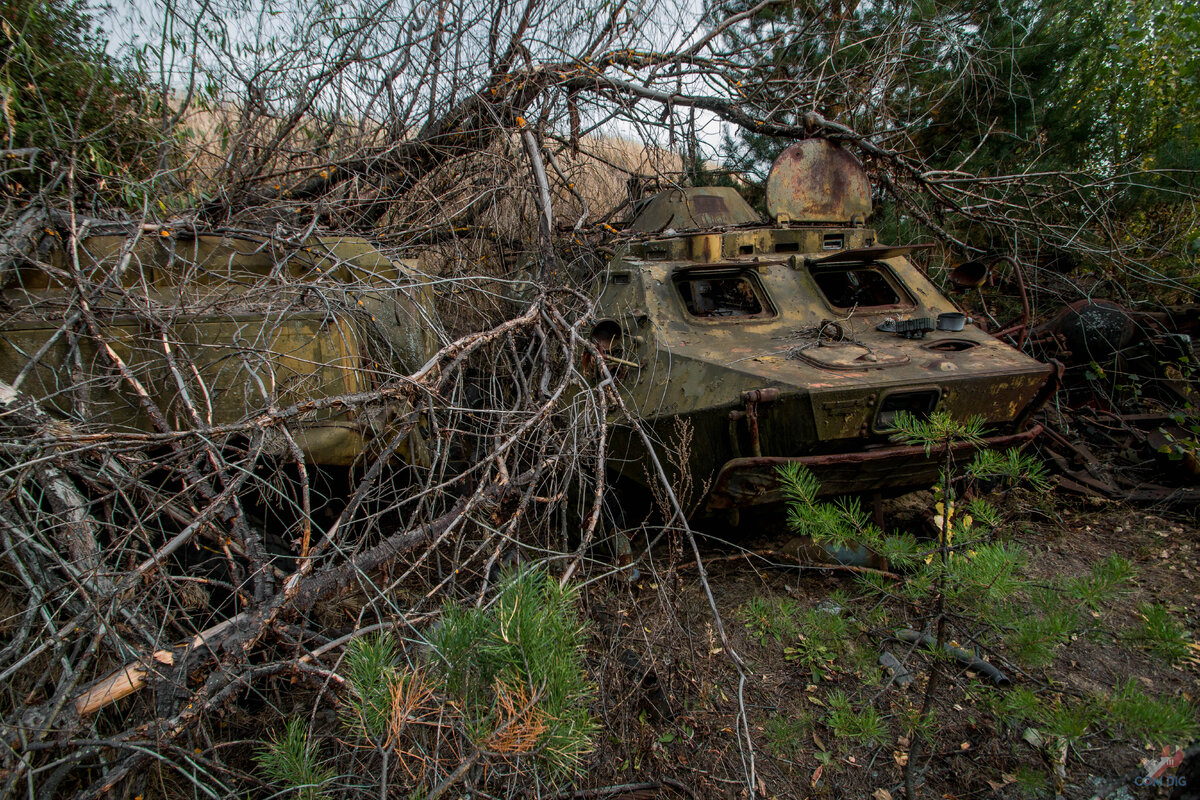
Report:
766,139,872,224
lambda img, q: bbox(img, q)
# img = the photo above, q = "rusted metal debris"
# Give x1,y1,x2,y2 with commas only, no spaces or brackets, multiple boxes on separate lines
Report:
1028,298,1199,506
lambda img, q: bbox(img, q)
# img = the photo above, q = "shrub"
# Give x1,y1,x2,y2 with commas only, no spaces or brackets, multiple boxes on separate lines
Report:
256,718,335,800
428,567,596,775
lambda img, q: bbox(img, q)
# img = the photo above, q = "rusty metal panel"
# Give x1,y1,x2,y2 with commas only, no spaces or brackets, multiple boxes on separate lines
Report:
706,425,1044,509
628,187,761,232
765,140,872,223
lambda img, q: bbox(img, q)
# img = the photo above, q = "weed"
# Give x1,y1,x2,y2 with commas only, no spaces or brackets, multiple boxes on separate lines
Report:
741,596,801,644
1065,554,1135,610
806,605,850,641
764,714,813,759
1124,603,1192,664
825,690,886,746
782,607,852,682
896,703,938,744
428,567,596,775
784,636,837,683
847,644,884,685
256,718,335,800
1106,680,1199,745
742,596,856,682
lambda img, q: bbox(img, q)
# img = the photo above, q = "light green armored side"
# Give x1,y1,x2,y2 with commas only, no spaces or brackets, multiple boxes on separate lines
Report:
0,234,441,466
593,140,1055,511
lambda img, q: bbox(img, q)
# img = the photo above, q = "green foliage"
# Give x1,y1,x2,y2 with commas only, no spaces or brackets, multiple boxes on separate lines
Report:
1124,603,1193,664
967,448,1052,494
1003,602,1078,669
985,686,1044,730
773,411,1197,777
942,542,1026,606
778,460,882,553
343,633,399,740
256,718,335,800
1044,700,1101,742
715,0,1200,283
741,596,802,644
0,0,155,196
764,714,813,759
427,567,596,775
983,686,1101,744
782,623,842,684
1064,554,1136,610
1013,765,1050,796
825,690,886,746
889,411,986,455
741,594,855,683
1106,680,1199,745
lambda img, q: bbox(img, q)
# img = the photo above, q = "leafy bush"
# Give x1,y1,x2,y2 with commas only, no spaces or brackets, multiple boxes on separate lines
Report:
0,0,155,196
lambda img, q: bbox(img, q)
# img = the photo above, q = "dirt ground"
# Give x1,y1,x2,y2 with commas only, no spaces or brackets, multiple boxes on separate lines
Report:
577,490,1200,800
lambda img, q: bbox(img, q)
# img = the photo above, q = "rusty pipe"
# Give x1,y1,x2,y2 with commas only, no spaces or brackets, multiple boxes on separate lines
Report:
892,629,1011,687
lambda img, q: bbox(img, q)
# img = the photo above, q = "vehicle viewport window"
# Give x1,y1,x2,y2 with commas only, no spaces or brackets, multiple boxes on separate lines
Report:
812,267,903,309
675,274,772,318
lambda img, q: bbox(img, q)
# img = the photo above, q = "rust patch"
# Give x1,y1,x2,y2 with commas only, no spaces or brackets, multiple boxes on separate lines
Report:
706,425,1043,509
765,140,872,223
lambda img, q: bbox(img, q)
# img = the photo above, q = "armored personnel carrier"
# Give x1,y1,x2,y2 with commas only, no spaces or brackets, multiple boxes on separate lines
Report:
593,140,1055,514
0,233,439,467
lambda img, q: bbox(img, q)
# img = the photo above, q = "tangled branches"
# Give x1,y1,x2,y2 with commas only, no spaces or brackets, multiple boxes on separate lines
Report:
0,223,619,797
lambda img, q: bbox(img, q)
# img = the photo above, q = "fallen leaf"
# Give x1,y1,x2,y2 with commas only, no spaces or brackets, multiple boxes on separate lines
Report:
811,764,823,787
893,750,909,767
872,789,892,800
1022,727,1044,748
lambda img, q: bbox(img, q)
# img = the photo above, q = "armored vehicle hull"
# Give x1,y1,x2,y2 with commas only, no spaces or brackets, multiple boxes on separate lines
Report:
594,141,1054,511
0,234,440,467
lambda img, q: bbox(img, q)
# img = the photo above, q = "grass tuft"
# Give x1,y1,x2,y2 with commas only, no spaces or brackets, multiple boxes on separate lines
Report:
825,690,886,746
256,718,335,800
1124,603,1192,664
1065,554,1135,610
1106,680,1199,745
764,714,813,759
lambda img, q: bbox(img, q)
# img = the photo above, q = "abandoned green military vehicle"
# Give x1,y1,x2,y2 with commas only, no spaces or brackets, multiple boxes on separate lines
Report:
593,140,1055,514
0,233,440,468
